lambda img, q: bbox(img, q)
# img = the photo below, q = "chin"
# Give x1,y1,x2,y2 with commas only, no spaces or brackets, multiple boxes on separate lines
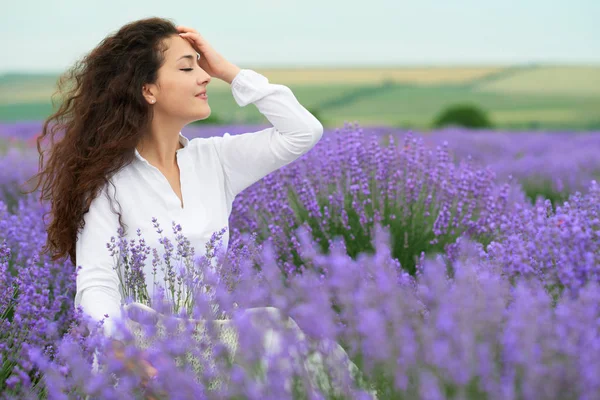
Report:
190,112,211,124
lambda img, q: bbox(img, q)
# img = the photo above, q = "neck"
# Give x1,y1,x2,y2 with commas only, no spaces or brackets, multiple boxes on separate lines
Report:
136,118,185,168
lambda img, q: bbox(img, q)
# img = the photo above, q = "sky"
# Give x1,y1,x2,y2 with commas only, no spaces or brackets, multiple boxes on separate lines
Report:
1,0,599,74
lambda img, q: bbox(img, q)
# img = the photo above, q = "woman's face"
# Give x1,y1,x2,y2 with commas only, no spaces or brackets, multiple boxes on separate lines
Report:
142,35,212,123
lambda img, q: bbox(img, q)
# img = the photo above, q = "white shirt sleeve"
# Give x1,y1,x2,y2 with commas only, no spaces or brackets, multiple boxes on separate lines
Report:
74,184,125,340
212,69,324,199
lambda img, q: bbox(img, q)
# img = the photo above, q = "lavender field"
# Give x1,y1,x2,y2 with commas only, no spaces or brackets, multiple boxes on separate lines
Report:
1,121,599,399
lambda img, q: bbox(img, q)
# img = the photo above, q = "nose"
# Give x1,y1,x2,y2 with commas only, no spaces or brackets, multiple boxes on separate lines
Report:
198,70,211,85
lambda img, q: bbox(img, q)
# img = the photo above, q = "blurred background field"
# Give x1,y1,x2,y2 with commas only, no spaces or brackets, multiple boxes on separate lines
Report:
2,64,599,130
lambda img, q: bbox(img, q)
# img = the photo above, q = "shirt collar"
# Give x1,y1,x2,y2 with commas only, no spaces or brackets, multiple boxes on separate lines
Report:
134,131,190,163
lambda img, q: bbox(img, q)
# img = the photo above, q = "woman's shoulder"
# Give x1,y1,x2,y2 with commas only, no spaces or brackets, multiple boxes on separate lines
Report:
187,136,227,165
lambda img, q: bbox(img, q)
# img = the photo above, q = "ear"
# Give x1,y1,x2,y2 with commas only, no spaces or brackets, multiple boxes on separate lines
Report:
142,84,157,104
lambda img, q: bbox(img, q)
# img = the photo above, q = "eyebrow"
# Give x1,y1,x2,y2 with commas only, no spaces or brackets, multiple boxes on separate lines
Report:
177,54,199,61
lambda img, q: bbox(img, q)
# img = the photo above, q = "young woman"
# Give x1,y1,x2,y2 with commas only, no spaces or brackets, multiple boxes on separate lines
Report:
29,17,325,386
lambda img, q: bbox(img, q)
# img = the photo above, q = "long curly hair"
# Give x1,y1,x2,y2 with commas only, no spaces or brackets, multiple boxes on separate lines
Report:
23,17,180,267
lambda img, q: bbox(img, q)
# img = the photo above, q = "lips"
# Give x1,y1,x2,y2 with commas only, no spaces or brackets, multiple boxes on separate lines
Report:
195,91,208,100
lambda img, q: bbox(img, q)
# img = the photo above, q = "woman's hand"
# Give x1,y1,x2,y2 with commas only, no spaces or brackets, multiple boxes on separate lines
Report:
176,25,241,84
110,339,162,399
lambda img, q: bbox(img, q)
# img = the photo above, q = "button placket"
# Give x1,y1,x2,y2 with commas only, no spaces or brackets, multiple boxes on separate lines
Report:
139,155,185,211
175,151,186,211
134,134,188,211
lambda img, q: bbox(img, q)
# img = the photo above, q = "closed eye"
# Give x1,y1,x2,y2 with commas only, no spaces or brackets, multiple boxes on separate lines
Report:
181,68,193,72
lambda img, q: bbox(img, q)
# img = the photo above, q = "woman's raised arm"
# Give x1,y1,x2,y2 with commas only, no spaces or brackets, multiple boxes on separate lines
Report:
212,69,323,200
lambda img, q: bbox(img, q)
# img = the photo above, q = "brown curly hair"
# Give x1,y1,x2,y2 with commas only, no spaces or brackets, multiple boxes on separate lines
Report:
23,17,180,267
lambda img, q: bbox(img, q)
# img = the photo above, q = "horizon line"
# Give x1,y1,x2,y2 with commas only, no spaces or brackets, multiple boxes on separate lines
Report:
2,61,600,76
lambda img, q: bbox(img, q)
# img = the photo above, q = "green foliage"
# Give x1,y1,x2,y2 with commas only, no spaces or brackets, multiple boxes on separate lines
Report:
306,107,322,122
284,174,497,277
586,119,600,130
521,179,571,210
432,103,494,129
0,186,20,214
306,107,333,128
393,120,415,130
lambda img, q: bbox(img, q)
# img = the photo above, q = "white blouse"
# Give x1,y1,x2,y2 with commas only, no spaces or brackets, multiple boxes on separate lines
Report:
74,68,323,338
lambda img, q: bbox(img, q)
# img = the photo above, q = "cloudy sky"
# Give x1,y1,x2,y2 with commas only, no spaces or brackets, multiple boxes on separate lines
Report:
1,0,598,74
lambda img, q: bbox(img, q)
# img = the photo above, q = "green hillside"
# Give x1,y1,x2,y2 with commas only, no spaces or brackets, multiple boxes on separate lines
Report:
1,65,599,130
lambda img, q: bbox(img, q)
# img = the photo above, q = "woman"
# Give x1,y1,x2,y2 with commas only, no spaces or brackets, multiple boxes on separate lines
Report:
29,16,324,381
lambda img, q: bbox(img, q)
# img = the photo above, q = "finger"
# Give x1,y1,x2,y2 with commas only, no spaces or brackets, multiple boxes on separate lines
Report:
178,33,202,50
179,33,206,52
179,32,203,41
176,25,197,34
178,32,200,43
143,362,158,378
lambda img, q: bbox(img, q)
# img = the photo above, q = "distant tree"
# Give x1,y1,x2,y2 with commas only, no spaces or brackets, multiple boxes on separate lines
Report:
587,119,600,130
382,77,395,88
307,107,331,128
307,107,322,122
432,103,493,129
